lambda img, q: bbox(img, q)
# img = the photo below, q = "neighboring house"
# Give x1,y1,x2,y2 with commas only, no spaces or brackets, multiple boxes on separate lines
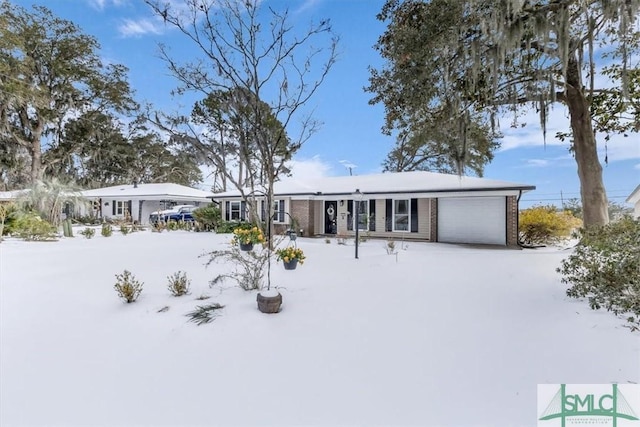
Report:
626,184,640,219
81,183,214,224
213,171,536,246
0,190,26,202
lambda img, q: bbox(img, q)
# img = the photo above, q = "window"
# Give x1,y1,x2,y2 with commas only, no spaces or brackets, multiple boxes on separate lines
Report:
393,199,410,231
353,200,369,231
273,200,285,223
230,201,241,220
260,200,285,222
116,201,125,216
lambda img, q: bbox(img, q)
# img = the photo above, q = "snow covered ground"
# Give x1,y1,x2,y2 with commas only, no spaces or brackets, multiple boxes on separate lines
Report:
1,230,638,426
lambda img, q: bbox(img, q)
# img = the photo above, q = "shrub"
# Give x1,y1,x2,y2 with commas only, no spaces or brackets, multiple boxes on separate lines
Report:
167,271,191,296
193,204,221,231
120,224,130,236
79,227,96,239
336,234,349,245
0,203,18,240
385,240,397,255
216,220,243,234
10,211,57,241
519,205,581,245
166,220,178,231
558,218,640,331
114,270,143,303
205,245,269,291
152,221,166,233
75,215,101,225
101,223,113,237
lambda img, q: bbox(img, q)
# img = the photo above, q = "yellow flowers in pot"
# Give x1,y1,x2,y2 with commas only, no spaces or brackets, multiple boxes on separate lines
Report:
232,226,265,245
275,246,306,264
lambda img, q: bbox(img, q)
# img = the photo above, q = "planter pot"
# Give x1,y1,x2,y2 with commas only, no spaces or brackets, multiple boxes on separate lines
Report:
257,291,282,314
239,242,254,251
283,259,298,270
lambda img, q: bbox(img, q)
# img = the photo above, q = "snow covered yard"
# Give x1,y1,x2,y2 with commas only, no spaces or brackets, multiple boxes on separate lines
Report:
1,231,638,426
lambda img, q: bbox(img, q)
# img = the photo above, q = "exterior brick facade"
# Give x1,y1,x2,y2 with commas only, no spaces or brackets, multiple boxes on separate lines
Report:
290,200,315,237
506,195,519,246
429,198,438,242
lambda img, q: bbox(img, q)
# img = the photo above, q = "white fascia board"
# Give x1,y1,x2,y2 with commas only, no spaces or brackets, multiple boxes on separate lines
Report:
290,189,524,201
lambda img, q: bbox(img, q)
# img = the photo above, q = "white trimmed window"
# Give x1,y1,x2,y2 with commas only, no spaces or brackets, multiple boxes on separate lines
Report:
230,201,241,220
393,199,410,232
273,200,285,223
260,200,286,222
353,200,369,231
116,201,125,216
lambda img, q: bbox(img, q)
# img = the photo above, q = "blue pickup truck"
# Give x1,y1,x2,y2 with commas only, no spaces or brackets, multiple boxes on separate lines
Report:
149,205,196,224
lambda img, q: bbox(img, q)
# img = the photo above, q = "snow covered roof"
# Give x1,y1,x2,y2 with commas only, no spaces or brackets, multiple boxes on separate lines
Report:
0,189,29,201
213,171,535,199
626,184,640,204
81,183,214,202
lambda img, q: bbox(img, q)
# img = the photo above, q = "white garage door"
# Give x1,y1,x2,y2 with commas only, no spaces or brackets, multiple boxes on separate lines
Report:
438,197,506,245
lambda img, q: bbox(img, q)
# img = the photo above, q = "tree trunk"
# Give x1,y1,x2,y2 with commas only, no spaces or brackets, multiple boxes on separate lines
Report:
564,56,609,227
30,135,43,184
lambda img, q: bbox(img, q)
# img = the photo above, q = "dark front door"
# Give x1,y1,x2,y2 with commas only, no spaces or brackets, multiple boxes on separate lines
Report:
324,201,338,234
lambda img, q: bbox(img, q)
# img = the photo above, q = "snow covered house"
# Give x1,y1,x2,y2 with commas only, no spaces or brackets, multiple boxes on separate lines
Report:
626,184,640,219
81,183,214,224
213,171,536,246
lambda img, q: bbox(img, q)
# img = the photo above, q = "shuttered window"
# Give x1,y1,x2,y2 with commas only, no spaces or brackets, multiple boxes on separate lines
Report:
411,198,418,233
369,199,376,231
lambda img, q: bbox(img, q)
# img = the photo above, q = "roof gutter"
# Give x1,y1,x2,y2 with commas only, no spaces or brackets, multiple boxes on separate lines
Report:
213,185,537,199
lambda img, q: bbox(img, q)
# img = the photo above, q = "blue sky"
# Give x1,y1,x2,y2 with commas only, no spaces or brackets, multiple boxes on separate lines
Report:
14,0,640,208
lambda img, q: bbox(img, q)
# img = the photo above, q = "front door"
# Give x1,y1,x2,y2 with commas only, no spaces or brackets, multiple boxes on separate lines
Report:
324,201,337,234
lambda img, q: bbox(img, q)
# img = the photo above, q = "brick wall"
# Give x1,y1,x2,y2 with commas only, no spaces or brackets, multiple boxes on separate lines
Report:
290,200,315,237
506,195,518,246
429,198,437,242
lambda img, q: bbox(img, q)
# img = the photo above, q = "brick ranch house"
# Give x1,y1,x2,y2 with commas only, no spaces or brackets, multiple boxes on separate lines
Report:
213,171,536,246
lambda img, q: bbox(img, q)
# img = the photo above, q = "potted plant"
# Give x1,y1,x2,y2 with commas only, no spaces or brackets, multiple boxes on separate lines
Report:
275,246,306,270
232,225,265,251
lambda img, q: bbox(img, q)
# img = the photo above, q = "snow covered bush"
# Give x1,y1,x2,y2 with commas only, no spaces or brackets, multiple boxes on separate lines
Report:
519,205,581,245
167,271,191,296
9,211,57,241
79,227,95,239
558,217,640,331
114,270,143,303
0,202,17,241
101,223,113,237
120,224,130,235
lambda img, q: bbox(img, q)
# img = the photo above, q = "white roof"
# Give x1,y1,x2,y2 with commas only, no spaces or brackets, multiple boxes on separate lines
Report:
0,189,29,201
213,171,535,199
627,184,640,204
82,183,214,202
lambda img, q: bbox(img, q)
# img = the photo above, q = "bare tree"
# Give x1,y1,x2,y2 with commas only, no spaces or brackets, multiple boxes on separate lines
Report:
145,0,338,233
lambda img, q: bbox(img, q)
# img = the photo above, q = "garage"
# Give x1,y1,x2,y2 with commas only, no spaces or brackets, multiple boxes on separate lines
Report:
437,196,506,245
